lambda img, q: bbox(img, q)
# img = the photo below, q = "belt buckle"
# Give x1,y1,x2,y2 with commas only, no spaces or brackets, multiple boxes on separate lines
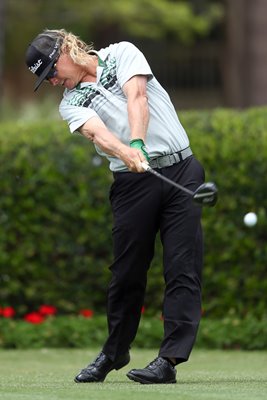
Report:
165,154,174,167
174,152,182,163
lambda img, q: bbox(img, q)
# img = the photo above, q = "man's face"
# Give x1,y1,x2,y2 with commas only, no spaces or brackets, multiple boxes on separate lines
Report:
47,53,84,90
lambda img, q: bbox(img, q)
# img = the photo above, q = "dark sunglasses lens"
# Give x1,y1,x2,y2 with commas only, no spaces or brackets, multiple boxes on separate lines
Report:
46,67,57,80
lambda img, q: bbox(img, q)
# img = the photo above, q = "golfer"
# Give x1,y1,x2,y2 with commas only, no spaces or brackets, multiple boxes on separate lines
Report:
26,29,205,384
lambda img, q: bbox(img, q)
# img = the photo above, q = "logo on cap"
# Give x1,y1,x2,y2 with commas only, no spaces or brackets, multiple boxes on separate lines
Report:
49,42,60,59
29,59,43,74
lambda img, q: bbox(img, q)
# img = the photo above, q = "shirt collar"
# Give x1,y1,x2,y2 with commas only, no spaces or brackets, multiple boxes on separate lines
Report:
74,50,107,90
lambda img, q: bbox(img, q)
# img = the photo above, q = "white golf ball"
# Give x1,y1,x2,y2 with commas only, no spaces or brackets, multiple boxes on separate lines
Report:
243,212,257,227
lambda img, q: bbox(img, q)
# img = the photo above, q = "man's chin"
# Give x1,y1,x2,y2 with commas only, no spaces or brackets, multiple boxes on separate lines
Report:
63,80,76,90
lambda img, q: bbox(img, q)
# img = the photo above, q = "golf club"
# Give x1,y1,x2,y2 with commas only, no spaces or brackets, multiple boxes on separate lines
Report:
141,162,218,207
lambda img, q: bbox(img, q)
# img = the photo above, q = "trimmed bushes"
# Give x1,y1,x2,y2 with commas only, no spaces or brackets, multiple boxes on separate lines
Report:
1,108,267,322
1,315,266,350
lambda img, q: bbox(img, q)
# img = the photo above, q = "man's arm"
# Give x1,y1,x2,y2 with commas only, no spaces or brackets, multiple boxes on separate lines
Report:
123,75,150,142
123,75,150,161
79,116,146,172
79,75,150,172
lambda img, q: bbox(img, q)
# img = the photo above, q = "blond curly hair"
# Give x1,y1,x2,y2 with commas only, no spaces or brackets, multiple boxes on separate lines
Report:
44,29,94,66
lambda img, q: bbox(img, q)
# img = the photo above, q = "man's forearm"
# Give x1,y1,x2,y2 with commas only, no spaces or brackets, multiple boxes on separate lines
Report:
80,125,127,159
127,94,150,142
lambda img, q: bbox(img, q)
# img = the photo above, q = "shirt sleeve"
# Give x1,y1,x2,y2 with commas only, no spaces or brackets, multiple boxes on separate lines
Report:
59,100,99,133
114,42,153,88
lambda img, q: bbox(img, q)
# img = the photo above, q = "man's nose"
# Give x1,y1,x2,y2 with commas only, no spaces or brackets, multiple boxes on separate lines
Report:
48,77,60,86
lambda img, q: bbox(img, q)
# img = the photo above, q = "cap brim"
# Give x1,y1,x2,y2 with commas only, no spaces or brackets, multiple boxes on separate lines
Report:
34,57,56,92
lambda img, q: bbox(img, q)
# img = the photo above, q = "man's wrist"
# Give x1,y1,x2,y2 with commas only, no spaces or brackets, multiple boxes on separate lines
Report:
130,139,150,161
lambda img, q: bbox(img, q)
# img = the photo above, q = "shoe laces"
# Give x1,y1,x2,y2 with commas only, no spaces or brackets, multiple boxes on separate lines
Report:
146,357,165,369
80,352,105,373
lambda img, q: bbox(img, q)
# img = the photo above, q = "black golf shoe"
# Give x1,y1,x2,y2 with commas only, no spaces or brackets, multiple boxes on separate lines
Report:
127,356,177,384
75,351,130,383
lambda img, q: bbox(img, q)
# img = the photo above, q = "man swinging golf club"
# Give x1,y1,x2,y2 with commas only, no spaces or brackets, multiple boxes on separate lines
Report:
26,28,214,384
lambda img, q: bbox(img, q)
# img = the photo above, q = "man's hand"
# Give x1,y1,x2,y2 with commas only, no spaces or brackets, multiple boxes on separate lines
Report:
79,118,149,172
118,144,148,172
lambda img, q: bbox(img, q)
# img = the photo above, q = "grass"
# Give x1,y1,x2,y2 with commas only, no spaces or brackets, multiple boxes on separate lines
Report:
0,349,266,400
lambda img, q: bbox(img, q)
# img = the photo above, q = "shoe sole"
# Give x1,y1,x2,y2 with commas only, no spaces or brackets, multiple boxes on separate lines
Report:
126,372,177,385
74,377,105,383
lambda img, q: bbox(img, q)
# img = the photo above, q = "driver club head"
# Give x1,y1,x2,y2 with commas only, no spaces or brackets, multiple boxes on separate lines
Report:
193,182,218,207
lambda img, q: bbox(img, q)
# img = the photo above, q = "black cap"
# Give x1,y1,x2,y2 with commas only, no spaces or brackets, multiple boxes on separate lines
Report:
26,32,62,91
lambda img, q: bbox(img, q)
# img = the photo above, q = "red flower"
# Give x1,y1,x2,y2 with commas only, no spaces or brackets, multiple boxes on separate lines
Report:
24,312,45,324
1,306,15,318
79,309,94,318
141,306,145,314
38,305,57,316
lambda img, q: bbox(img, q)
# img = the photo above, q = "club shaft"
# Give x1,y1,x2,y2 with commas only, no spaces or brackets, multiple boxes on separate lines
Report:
144,165,194,195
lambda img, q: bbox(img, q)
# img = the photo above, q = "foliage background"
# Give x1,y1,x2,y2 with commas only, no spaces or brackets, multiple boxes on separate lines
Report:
5,0,223,65
1,107,267,321
0,1,266,352
2,0,224,110
1,314,267,349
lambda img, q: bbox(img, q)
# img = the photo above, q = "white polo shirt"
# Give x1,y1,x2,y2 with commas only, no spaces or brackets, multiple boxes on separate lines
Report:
59,41,189,171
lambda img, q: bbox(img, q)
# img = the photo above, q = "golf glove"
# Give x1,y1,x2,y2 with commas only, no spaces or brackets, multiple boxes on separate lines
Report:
130,139,150,161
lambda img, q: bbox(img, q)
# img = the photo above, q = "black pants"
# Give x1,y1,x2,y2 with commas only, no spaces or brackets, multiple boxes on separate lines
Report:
102,156,205,364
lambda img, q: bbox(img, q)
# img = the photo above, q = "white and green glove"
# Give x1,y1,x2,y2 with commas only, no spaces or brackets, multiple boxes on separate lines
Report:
130,139,150,161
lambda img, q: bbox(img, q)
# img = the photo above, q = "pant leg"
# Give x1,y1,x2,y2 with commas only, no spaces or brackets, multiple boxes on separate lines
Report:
158,157,205,363
102,171,161,361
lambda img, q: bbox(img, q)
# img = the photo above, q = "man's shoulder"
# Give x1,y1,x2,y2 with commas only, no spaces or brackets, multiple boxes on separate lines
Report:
98,41,138,60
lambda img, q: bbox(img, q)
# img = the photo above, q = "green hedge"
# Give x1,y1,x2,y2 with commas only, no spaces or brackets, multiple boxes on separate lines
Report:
1,107,267,320
1,315,266,350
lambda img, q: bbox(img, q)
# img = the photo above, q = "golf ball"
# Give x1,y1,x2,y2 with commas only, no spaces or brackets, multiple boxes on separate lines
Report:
243,212,257,227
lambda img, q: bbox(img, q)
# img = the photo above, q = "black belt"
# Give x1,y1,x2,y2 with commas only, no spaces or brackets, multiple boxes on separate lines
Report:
149,147,193,169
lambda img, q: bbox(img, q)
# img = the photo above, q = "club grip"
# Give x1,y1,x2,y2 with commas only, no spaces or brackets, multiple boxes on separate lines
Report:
141,162,150,171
